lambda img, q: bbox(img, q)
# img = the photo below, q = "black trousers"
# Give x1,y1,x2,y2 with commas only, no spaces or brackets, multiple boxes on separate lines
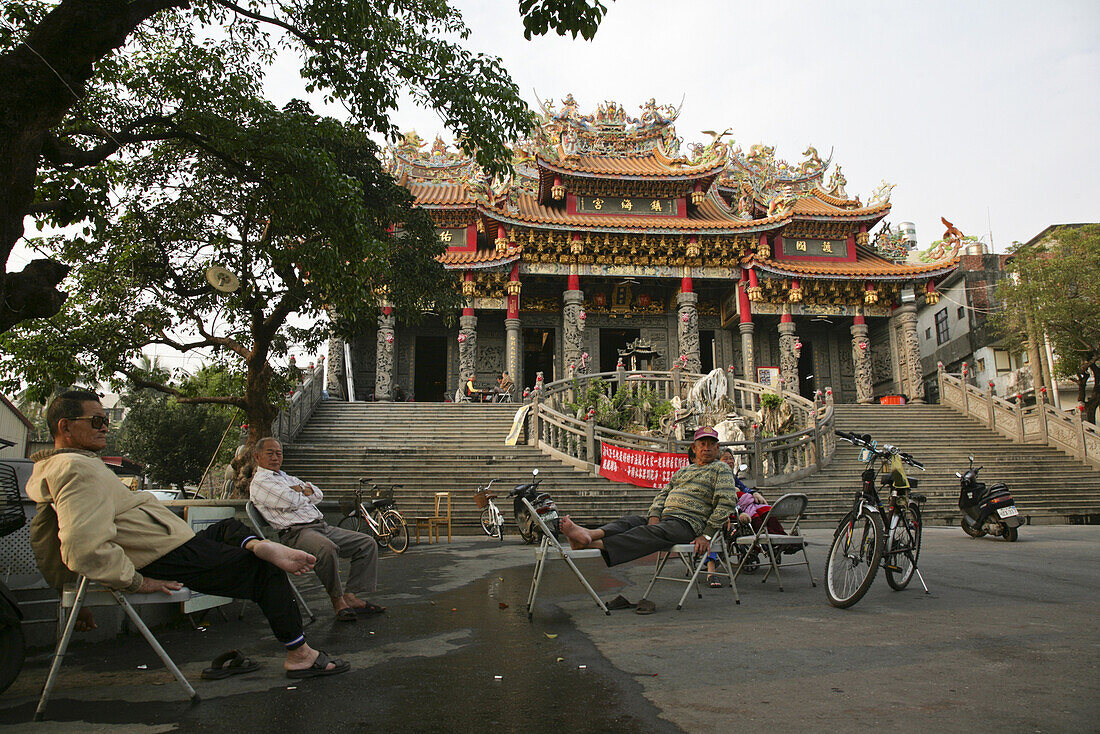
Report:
598,515,696,567
139,518,305,649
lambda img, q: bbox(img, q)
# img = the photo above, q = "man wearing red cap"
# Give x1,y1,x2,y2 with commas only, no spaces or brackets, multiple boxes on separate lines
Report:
560,426,737,594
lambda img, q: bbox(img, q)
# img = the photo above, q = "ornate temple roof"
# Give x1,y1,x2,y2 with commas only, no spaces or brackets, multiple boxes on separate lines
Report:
405,181,475,208
754,245,961,281
437,247,521,270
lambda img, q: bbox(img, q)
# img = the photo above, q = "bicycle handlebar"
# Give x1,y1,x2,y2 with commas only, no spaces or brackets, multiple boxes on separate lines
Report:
835,430,923,468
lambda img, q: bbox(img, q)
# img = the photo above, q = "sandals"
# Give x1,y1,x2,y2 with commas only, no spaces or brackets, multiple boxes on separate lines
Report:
335,608,358,622
605,594,636,610
286,650,351,679
201,649,261,680
707,574,723,588
352,601,386,615
635,598,657,615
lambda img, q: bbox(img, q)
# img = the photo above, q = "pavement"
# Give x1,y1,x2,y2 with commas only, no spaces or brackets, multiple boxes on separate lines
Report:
0,525,1097,732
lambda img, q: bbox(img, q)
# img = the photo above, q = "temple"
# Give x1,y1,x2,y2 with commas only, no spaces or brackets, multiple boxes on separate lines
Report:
329,96,962,404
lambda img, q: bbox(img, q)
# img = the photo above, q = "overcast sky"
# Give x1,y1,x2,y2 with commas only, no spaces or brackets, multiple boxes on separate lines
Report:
265,0,1099,251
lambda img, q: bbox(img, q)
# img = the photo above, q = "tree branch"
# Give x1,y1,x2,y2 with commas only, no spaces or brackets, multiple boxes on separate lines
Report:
208,0,323,50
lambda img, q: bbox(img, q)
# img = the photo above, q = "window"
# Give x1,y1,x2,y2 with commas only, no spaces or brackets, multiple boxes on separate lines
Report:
994,350,1011,373
957,306,966,320
976,358,986,372
925,327,932,340
935,308,950,345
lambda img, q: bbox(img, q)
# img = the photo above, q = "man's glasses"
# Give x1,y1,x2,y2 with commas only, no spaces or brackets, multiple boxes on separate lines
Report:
70,415,110,430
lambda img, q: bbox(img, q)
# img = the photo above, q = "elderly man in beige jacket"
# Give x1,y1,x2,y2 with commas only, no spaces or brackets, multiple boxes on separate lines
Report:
27,389,349,679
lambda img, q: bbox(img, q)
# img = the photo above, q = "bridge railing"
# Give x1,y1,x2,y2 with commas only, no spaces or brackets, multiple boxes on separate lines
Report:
938,366,1099,469
273,362,327,445
526,368,836,487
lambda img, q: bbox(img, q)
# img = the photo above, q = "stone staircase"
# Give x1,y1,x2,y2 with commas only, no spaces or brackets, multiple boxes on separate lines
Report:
282,402,1100,532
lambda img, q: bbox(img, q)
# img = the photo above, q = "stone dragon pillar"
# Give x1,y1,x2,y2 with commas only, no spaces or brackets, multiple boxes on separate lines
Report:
738,272,756,384
893,302,925,403
458,271,478,385
563,271,585,372
505,263,521,384
677,284,701,374
375,308,395,402
325,334,347,400
851,313,874,404
777,310,799,395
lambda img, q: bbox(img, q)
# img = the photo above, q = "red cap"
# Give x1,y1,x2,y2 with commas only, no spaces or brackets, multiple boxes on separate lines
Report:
693,427,719,441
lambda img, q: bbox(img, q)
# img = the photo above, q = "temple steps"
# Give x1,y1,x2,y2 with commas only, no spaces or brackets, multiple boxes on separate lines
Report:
281,401,1100,532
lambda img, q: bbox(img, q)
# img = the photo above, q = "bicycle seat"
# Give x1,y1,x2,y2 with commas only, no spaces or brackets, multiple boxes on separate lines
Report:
370,497,395,510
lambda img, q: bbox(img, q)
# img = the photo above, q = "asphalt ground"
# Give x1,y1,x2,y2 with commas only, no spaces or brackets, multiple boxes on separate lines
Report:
0,525,1096,732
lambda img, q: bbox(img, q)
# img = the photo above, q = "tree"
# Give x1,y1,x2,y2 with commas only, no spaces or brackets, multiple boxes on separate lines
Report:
995,224,1100,423
0,0,612,334
115,366,239,493
0,93,452,443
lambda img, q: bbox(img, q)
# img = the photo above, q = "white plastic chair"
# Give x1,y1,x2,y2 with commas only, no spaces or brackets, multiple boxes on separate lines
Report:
37,577,198,720
640,532,740,610
522,498,610,620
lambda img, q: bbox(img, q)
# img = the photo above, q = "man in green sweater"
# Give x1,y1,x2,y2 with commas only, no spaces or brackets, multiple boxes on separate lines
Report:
560,426,738,571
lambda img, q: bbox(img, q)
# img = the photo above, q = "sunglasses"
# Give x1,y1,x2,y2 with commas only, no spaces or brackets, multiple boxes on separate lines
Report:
70,415,110,430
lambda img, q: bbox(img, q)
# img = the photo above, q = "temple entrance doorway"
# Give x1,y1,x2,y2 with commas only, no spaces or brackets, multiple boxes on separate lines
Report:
524,328,556,386
414,336,447,402
798,340,816,400
600,328,640,372
700,330,715,374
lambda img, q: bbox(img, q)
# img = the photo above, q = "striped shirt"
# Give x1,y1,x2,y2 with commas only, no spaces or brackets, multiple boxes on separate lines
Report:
250,467,325,530
647,460,738,537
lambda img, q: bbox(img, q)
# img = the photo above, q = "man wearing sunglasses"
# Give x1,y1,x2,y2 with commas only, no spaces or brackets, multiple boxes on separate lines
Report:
26,389,351,679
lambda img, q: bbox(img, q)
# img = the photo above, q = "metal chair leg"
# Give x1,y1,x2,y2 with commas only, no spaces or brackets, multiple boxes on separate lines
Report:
110,590,199,704
36,577,89,721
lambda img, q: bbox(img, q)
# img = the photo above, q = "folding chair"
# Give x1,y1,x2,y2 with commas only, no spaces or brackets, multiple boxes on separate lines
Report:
640,532,740,610
522,498,610,620
245,501,317,621
454,388,471,403
733,493,817,591
36,576,199,720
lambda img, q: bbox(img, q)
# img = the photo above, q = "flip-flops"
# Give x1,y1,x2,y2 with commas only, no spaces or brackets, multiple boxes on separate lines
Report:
352,601,386,615
707,574,724,588
201,649,261,680
635,598,657,615
605,594,636,610
335,608,358,622
286,650,351,679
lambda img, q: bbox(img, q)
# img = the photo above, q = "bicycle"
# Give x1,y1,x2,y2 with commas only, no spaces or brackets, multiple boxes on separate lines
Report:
337,478,409,553
825,430,929,608
473,479,505,541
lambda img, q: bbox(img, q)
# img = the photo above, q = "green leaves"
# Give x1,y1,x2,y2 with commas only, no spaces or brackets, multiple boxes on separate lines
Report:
519,0,610,41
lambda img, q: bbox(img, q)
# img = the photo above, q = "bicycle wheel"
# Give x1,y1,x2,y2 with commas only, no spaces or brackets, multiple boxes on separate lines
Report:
885,504,921,591
338,513,363,532
480,508,496,537
825,510,884,608
381,510,408,553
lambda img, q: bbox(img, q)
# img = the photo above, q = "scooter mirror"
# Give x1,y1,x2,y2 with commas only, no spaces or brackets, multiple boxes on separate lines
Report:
955,471,962,478
968,455,974,463
531,468,539,477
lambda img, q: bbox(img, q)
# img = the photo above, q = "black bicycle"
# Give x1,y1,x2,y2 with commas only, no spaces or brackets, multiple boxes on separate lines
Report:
826,431,929,608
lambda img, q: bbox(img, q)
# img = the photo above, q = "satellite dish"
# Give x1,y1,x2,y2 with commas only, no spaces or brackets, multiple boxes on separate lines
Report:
205,265,240,293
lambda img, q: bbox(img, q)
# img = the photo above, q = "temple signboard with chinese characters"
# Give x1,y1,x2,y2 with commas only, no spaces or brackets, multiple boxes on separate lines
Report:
336,96,961,405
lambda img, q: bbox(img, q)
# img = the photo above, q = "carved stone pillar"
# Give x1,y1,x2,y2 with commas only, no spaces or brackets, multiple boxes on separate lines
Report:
563,289,585,370
893,303,925,403
778,319,799,395
739,322,756,383
459,313,478,383
851,319,874,404
505,317,521,384
325,334,347,400
375,310,395,402
676,291,701,373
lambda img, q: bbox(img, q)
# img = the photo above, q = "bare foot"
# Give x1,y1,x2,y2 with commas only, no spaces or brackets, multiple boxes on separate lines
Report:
75,608,97,632
558,515,593,550
252,540,316,575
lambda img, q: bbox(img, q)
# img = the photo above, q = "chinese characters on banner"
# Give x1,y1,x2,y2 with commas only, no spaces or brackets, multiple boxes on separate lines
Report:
598,442,689,489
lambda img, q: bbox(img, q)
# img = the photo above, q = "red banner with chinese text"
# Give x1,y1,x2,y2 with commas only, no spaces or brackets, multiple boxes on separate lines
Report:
598,442,689,489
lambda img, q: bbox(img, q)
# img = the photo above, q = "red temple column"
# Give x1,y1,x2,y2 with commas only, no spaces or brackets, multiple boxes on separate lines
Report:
505,262,521,387
739,269,756,384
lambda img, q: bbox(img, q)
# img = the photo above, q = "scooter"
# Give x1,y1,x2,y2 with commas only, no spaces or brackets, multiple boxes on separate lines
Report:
957,455,1023,542
0,448,26,694
509,469,559,544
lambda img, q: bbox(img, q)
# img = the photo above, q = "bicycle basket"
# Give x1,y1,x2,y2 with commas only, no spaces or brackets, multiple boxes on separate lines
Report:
0,463,25,537
473,490,490,509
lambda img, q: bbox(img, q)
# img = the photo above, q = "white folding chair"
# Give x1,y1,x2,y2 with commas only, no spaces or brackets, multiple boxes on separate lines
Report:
245,501,317,622
640,532,740,610
733,493,817,591
36,576,198,720
454,388,471,403
522,498,610,620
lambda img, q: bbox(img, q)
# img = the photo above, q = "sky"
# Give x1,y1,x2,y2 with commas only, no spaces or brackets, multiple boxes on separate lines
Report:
263,0,1100,250
12,0,1100,375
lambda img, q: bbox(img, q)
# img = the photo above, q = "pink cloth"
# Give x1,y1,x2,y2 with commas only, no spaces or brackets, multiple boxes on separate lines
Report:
736,490,771,518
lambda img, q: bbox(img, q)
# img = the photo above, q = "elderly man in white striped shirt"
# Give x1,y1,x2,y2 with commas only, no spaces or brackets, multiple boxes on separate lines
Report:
250,438,383,622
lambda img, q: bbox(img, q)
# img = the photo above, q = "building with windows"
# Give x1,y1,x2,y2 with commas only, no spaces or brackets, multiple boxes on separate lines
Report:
328,96,961,404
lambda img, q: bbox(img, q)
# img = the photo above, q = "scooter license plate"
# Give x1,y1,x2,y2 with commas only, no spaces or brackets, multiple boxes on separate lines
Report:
997,506,1019,519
